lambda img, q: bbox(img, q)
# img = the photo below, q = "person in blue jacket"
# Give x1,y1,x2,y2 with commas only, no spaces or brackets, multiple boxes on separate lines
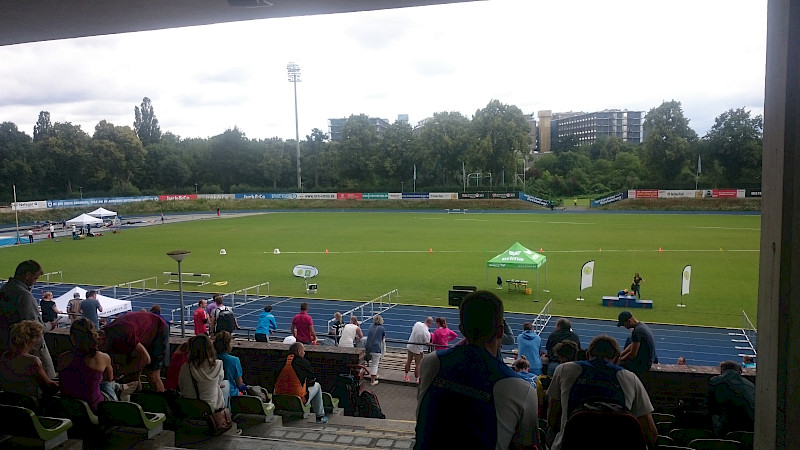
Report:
517,322,542,375
255,305,277,343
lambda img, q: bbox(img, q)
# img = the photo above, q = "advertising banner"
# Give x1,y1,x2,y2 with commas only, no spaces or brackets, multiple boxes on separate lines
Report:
520,192,550,207
490,192,519,199
590,191,628,207
402,192,430,199
459,192,487,199
158,194,198,201
580,260,595,291
297,193,337,199
634,189,659,198
336,193,363,200
47,196,157,208
197,194,235,200
362,193,389,200
270,193,299,199
658,190,700,198
681,265,692,296
745,189,762,198
702,189,741,198
429,192,458,200
388,193,403,200
12,200,48,211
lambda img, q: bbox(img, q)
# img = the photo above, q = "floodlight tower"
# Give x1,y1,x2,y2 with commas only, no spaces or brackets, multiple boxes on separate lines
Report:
287,62,302,190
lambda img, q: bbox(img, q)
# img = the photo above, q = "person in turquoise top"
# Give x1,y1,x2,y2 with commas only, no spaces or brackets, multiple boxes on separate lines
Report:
213,331,244,402
255,305,277,343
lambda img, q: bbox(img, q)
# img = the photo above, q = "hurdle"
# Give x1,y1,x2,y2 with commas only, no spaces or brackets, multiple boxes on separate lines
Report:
445,208,468,214
730,310,758,357
532,299,553,335
102,277,158,299
331,289,399,338
41,271,63,285
223,281,271,308
163,272,210,286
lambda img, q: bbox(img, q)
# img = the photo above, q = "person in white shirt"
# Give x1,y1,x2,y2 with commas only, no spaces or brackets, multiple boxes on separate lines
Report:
404,317,433,383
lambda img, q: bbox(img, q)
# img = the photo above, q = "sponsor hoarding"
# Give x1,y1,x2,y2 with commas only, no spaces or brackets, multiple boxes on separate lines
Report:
634,189,659,198
658,190,700,198
388,193,403,200
47,196,157,208
490,192,519,199
197,194,235,200
297,193,337,199
429,192,458,200
745,189,762,198
591,191,628,207
336,193,363,200
520,192,550,207
362,193,389,200
459,192,486,199
158,194,198,201
12,200,48,211
402,192,430,199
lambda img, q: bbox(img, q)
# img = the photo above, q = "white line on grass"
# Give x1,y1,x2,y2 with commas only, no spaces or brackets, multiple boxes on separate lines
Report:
266,248,758,254
691,226,761,231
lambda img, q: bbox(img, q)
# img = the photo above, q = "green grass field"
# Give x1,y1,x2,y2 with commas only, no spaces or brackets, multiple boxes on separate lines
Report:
0,211,760,328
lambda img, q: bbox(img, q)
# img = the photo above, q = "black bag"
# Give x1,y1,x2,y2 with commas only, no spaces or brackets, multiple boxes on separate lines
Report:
332,373,360,416
214,307,235,334
355,390,385,419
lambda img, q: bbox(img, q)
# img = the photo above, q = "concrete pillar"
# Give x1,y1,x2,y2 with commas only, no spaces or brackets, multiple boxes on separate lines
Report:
756,0,800,448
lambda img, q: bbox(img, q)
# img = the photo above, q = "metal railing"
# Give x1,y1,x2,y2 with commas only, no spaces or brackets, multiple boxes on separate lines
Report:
170,281,271,328
532,299,553,336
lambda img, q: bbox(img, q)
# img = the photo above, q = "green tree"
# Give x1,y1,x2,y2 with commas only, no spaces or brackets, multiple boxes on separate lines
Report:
134,97,162,146
33,111,52,142
261,138,292,189
337,115,378,187
38,122,91,195
0,122,36,201
418,111,471,188
703,107,763,185
376,121,417,189
642,100,698,183
89,120,147,190
468,100,532,186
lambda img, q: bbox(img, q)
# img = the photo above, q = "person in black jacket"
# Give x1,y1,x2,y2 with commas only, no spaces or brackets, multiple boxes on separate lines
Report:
546,318,581,376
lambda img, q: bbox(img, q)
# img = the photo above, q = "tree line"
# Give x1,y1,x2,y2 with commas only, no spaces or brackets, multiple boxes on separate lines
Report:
0,97,762,203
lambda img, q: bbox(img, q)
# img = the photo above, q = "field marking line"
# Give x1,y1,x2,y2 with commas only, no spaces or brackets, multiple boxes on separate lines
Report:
691,226,761,231
267,248,758,255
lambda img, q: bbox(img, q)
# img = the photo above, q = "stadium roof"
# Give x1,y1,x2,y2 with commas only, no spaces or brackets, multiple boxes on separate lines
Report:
1,0,480,47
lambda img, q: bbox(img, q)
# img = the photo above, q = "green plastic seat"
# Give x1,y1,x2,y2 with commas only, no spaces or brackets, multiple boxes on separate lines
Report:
97,401,166,439
174,397,213,420
0,404,72,450
669,428,715,447
725,430,753,450
688,438,743,450
652,412,677,425
41,396,100,437
272,394,311,419
322,392,339,413
0,391,41,413
230,394,275,419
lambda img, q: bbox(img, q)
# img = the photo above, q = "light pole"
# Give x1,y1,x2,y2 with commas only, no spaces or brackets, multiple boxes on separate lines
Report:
194,183,198,195
79,187,83,199
401,181,404,193
167,250,191,337
287,62,302,190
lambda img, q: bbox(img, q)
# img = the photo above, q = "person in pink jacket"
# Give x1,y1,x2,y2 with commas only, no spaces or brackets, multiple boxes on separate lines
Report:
431,317,459,350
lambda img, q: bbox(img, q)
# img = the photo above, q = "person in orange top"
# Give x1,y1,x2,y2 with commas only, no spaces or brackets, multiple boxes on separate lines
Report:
193,299,209,336
274,342,327,423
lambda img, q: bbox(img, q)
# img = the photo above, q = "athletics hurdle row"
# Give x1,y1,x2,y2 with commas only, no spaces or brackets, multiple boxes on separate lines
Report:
170,280,271,326
101,277,159,299
329,289,399,339
164,272,210,286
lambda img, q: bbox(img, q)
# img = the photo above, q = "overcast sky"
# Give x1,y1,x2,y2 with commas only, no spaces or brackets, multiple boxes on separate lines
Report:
0,0,767,142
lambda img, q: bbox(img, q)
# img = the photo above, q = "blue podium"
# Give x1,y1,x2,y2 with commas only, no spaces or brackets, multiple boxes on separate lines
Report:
602,296,653,309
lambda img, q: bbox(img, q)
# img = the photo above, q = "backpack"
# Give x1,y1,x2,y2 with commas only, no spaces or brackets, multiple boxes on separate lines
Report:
214,307,235,334
355,390,385,419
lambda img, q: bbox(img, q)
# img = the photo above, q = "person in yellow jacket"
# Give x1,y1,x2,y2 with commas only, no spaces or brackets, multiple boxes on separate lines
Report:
274,342,328,423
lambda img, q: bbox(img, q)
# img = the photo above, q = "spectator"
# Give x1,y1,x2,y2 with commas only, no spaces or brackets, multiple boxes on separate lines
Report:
290,302,317,345
707,360,755,436
338,316,363,348
208,295,240,335
274,342,328,424
618,311,657,380
205,294,221,316
328,312,344,344
404,317,433,383
28,229,34,243
431,317,458,350
178,335,226,412
0,260,55,378
255,305,277,343
677,356,687,365
193,299,209,336
149,304,173,326
742,355,756,368
364,315,386,386
512,355,538,388
546,318,581,375
214,331,246,404
517,322,543,375
67,292,83,322
59,319,119,412
81,290,104,330
552,340,580,365
0,320,59,398
415,291,539,449
546,334,657,450
164,341,189,391
100,310,170,392
40,291,62,331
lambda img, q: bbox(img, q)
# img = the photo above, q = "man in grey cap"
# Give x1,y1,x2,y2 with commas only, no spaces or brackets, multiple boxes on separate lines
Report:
617,311,657,380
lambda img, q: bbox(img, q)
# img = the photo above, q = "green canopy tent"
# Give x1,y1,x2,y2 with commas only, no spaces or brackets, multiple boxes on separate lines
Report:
487,242,548,300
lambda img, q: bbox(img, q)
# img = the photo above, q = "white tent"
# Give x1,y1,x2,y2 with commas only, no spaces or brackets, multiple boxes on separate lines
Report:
66,213,104,226
53,286,132,320
87,207,117,218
